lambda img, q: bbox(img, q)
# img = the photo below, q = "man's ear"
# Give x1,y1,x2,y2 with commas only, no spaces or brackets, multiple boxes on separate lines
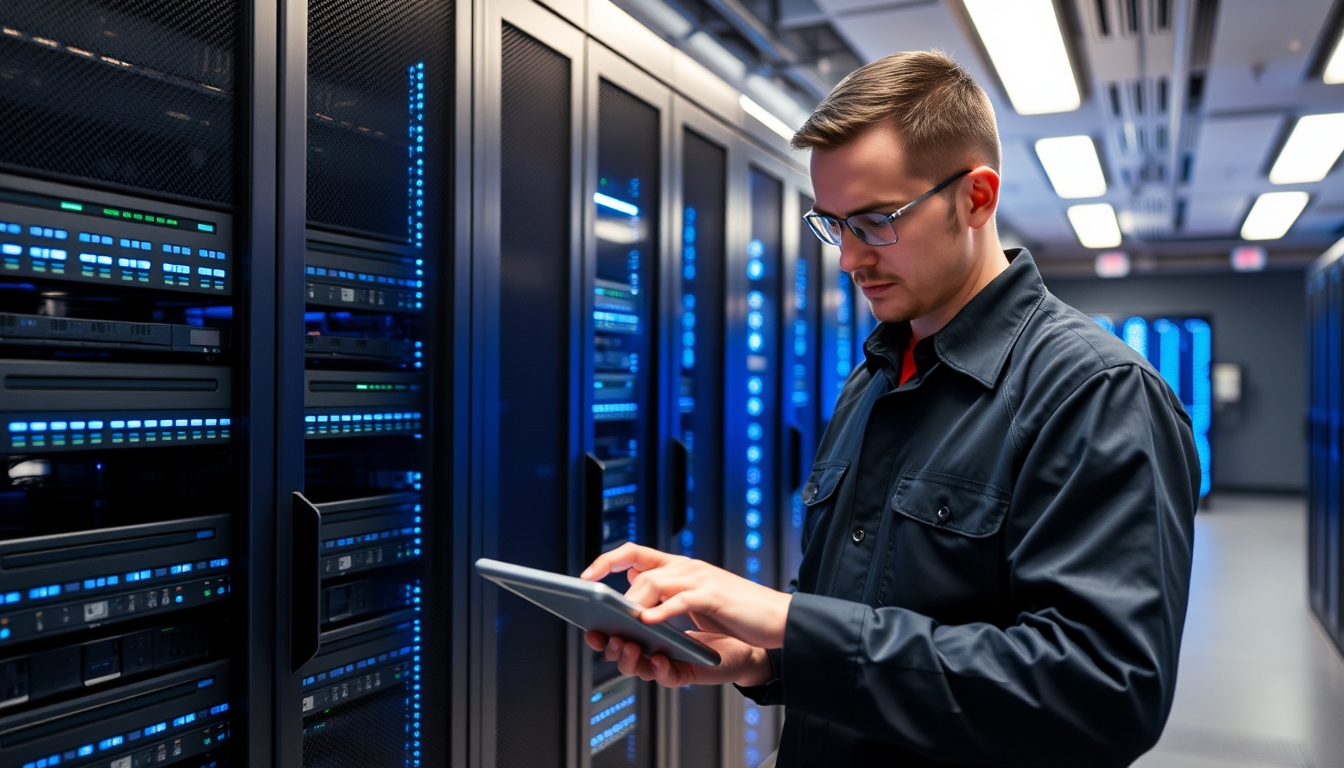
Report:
964,167,1000,230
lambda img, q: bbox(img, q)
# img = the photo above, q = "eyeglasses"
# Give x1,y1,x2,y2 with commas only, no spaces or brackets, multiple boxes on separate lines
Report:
803,169,972,247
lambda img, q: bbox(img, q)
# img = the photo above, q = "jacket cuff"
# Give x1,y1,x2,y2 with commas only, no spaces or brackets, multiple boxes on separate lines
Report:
781,591,866,719
734,648,784,706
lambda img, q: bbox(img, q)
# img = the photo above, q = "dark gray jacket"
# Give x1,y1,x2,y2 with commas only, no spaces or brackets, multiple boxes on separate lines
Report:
740,249,1200,767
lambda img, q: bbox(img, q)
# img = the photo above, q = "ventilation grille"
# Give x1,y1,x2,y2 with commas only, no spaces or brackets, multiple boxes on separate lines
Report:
0,0,237,204
307,0,452,240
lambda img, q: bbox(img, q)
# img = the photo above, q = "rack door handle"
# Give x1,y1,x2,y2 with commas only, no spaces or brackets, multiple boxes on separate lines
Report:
670,438,689,535
291,492,322,671
583,453,606,568
788,425,804,494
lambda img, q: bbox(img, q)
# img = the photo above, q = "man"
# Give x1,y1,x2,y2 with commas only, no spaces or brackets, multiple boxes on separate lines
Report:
583,50,1199,767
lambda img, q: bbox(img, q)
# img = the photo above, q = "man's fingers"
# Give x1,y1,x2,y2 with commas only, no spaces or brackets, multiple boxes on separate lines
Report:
641,592,700,624
581,542,679,581
604,636,624,663
584,630,608,652
617,639,656,681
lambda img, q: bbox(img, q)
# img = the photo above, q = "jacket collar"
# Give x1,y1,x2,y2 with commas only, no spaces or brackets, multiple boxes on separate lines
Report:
862,248,1046,389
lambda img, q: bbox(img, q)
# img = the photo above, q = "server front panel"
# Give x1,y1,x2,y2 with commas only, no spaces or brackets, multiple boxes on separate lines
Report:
673,125,728,768
0,3,242,761
586,76,661,768
297,0,452,764
491,20,575,768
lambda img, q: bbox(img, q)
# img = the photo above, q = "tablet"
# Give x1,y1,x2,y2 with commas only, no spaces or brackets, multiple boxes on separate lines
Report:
475,557,721,667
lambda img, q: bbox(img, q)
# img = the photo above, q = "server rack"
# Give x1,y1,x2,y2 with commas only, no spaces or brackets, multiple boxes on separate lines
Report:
1308,247,1344,656
780,192,821,594
667,96,731,768
472,3,586,766
0,2,256,766
276,0,458,765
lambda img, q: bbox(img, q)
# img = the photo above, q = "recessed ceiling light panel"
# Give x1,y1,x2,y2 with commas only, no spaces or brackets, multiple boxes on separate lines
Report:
1325,29,1344,84
1269,113,1344,184
1067,203,1123,248
1240,192,1309,241
963,0,1081,115
1035,136,1107,198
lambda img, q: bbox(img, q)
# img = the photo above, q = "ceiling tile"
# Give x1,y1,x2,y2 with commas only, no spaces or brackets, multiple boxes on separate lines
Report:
1183,194,1248,237
1189,114,1283,189
1202,0,1337,113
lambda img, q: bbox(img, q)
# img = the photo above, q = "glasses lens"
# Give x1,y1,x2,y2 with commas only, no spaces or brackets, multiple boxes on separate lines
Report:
804,213,843,245
847,213,897,246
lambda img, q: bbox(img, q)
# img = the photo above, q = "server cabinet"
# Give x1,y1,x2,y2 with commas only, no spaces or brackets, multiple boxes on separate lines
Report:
667,96,732,768
472,1,585,765
581,40,674,768
1308,253,1344,655
0,0,268,764
275,0,458,765
781,192,821,594
819,243,853,428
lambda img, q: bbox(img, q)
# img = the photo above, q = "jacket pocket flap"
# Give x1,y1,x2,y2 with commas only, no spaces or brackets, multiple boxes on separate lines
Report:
802,460,850,506
891,471,1009,538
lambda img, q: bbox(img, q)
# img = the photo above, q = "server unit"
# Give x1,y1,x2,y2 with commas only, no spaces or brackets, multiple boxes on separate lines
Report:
0,0,244,764
1308,246,1344,656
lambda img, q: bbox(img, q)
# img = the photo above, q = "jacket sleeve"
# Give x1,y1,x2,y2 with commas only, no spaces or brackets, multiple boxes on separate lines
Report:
779,364,1200,767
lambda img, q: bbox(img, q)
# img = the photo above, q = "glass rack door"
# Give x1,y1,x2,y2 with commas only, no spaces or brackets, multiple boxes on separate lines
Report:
294,0,452,765
585,74,661,768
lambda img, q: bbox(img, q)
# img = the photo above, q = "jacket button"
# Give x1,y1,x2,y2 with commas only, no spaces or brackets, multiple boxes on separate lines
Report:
851,527,865,543
936,506,951,523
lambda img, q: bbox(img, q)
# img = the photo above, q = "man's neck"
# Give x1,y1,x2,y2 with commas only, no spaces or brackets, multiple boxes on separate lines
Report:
909,236,1011,339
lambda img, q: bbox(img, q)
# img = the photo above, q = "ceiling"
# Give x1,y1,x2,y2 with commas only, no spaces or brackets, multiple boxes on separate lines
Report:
795,0,1344,275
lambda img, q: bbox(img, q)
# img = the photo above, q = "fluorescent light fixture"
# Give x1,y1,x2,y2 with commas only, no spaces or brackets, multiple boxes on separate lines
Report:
594,192,638,217
1067,203,1122,248
740,94,796,141
962,0,1080,115
1269,113,1344,184
1035,136,1107,198
1241,191,1309,240
1230,245,1267,272
1095,251,1130,278
1325,29,1344,84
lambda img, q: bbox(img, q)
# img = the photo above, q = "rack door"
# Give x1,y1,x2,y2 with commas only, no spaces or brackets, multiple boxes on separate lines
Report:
282,0,456,765
581,41,673,768
667,95,732,768
473,1,586,765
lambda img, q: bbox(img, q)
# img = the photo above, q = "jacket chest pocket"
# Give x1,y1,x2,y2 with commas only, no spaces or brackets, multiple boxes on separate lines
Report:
891,470,1009,537
882,470,1010,621
801,459,849,546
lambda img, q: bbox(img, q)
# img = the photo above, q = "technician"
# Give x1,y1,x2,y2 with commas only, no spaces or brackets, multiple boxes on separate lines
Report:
582,50,1200,768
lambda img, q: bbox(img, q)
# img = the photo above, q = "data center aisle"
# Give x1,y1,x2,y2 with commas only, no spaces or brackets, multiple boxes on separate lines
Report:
1135,495,1344,768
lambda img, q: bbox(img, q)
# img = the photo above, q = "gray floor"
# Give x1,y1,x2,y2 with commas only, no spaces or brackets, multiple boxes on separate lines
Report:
1134,494,1344,768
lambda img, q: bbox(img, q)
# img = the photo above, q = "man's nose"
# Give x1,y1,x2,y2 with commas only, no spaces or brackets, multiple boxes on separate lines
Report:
837,229,879,274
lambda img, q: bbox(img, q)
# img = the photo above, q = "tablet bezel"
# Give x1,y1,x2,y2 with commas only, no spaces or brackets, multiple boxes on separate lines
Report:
475,557,722,667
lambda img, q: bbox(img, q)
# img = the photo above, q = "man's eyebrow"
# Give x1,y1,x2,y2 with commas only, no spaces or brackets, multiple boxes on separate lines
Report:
811,200,909,218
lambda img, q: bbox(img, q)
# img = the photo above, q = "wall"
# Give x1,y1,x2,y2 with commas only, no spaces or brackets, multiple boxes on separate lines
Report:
1045,270,1307,493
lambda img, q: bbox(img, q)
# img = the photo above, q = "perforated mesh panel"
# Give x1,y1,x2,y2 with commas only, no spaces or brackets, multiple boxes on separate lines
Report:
302,685,413,768
495,23,571,768
307,0,451,239
0,0,237,203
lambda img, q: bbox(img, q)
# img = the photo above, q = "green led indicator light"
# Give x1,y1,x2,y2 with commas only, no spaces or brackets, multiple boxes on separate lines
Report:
104,208,120,217
133,213,143,220
356,384,368,390
122,211,131,218
204,589,212,596
60,201,82,211
198,222,214,232
167,219,178,225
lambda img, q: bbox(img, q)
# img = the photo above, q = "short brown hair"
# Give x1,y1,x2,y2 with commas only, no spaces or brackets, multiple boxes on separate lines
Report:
792,50,1001,184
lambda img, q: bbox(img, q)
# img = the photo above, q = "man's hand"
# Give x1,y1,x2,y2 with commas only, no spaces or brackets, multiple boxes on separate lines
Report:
582,630,773,688
581,542,793,649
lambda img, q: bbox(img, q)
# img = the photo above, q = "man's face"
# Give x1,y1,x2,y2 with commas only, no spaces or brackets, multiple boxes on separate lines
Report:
809,124,976,325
